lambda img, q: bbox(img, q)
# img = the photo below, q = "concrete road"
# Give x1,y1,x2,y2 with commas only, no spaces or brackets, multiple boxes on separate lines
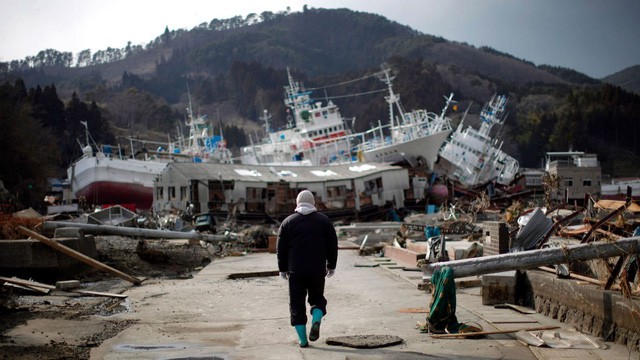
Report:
90,241,638,359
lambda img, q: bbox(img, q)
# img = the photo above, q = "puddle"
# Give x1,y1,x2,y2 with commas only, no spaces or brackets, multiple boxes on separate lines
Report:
114,343,228,359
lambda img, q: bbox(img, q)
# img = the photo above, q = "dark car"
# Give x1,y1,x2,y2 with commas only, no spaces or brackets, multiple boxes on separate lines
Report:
193,213,217,233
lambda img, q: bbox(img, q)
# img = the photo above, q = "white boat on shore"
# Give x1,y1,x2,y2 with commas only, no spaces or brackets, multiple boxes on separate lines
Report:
437,94,519,186
240,65,454,169
67,102,232,210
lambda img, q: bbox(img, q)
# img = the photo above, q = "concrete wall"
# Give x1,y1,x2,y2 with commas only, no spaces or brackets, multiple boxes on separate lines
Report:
527,270,639,351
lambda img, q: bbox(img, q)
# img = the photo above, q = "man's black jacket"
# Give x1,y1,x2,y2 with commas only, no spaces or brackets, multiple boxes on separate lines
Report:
277,211,338,275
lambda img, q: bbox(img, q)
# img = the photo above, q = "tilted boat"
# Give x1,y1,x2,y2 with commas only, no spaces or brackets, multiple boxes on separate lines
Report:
352,65,453,169
437,94,519,187
67,103,232,210
240,65,454,169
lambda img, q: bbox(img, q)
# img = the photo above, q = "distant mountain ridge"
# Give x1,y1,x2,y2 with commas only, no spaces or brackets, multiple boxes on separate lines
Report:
603,65,640,95
2,8,595,94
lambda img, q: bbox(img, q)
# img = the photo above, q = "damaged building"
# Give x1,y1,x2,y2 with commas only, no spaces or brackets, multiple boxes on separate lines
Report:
545,151,601,204
153,162,410,221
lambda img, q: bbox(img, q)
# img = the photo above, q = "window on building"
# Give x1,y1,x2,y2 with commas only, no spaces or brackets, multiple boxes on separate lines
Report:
168,186,176,199
364,177,383,195
564,178,573,187
327,185,347,200
583,179,592,187
156,187,164,199
180,186,188,201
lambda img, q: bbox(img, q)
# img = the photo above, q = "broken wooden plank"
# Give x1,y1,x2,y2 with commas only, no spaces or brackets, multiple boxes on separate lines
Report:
605,255,628,290
17,226,142,285
71,289,127,298
398,308,429,313
494,303,537,314
537,266,604,285
227,270,279,279
0,276,127,298
430,325,560,339
2,281,50,294
422,237,640,279
0,276,55,289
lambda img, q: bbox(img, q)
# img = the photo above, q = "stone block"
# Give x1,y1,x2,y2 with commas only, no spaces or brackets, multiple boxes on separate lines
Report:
56,280,81,290
481,270,516,305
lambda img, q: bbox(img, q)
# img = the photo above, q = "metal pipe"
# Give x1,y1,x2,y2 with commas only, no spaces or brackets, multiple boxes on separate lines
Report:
422,237,640,280
43,221,236,243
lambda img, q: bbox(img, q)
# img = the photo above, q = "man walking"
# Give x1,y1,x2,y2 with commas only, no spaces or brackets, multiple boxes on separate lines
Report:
277,190,338,347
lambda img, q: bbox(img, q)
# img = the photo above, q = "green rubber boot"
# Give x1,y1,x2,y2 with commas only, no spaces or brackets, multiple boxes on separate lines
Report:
295,325,308,347
309,308,323,341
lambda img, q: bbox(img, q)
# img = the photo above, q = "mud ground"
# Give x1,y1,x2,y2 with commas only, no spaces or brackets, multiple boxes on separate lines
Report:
0,235,239,360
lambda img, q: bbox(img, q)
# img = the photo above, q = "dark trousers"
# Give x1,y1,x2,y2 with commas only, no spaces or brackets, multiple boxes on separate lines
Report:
288,273,327,326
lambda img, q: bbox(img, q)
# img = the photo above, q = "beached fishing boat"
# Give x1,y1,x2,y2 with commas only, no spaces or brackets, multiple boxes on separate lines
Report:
67,102,232,210
240,65,454,169
240,69,354,166
437,94,519,186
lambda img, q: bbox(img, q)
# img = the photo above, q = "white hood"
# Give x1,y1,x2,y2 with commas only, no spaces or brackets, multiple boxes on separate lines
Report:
295,202,317,215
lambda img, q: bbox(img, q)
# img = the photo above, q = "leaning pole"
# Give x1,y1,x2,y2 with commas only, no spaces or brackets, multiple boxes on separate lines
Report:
422,237,640,280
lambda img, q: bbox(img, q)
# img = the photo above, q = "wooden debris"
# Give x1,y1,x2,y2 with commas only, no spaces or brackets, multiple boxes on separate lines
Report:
494,303,536,314
429,325,560,339
17,226,142,285
0,276,55,290
398,308,429,313
0,276,127,298
227,270,279,279
71,289,127,298
537,266,604,285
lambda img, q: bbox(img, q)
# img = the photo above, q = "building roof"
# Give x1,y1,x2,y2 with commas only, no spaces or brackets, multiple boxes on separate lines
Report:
164,162,405,183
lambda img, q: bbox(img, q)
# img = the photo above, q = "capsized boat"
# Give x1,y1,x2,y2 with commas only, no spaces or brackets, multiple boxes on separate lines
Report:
437,94,519,187
67,102,232,210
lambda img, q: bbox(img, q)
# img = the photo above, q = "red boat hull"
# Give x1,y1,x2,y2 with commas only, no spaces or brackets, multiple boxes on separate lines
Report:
75,181,153,210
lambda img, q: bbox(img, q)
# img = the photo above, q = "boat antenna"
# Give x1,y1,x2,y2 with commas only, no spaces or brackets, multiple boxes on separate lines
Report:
378,63,404,129
440,93,456,119
458,102,473,128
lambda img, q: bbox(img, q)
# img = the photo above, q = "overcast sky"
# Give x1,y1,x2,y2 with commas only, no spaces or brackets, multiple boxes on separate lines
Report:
1,0,638,78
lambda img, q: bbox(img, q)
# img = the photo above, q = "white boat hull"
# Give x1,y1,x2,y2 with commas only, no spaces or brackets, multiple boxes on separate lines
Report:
363,129,453,168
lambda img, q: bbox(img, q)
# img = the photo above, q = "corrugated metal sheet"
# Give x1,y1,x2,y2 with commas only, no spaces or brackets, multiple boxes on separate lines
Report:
511,208,553,252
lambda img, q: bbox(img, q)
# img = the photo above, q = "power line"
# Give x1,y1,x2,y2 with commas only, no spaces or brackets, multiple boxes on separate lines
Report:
305,70,384,91
311,88,387,101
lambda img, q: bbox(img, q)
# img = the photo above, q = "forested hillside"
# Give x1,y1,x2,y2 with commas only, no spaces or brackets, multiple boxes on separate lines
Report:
1,6,639,210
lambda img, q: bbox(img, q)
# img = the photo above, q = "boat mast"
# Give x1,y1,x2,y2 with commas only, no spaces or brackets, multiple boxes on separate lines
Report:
379,64,405,130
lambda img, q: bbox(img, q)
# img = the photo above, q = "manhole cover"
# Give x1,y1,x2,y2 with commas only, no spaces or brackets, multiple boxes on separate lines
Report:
326,334,403,348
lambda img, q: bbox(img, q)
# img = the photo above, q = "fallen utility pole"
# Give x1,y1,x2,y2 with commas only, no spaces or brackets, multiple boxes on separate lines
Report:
42,221,237,243
18,226,142,285
422,237,640,280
